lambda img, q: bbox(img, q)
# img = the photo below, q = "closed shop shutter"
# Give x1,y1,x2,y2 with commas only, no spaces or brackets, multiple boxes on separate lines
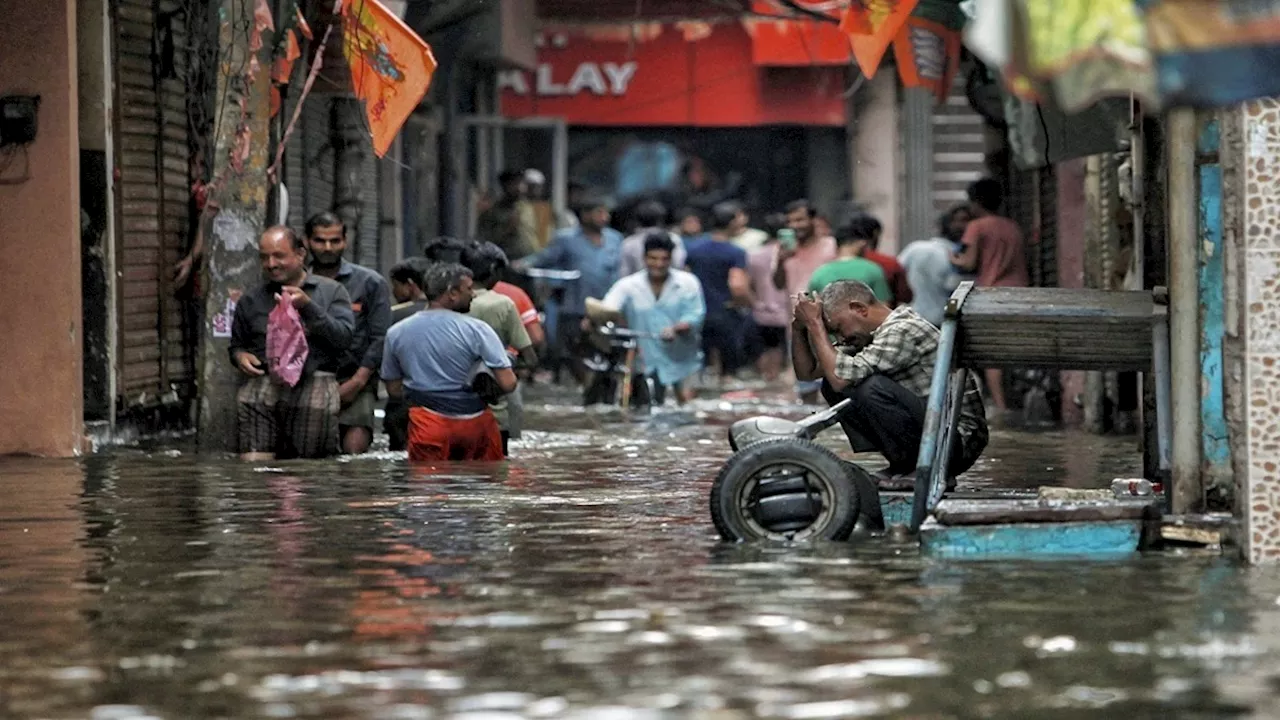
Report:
112,0,194,404
357,145,380,269
931,73,986,215
285,92,337,230
1005,163,1058,288
282,89,380,268
1036,165,1059,287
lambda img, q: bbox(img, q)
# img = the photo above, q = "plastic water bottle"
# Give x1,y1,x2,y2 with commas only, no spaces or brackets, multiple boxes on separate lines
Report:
1111,478,1157,497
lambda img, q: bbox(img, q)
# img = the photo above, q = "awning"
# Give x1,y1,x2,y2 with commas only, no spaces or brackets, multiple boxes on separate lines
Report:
965,0,1280,112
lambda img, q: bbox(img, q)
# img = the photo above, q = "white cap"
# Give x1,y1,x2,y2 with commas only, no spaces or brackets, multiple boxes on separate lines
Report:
524,168,546,186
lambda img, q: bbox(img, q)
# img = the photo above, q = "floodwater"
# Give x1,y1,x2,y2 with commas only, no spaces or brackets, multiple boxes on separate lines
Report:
2,383,1278,719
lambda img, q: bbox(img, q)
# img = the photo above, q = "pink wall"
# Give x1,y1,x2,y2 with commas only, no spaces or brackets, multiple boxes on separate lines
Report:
0,0,83,456
1056,158,1086,426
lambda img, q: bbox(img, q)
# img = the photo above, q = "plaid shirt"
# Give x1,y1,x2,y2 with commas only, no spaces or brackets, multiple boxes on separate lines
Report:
833,305,988,451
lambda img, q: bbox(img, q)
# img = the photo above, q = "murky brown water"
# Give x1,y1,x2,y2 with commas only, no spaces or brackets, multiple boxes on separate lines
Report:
1,384,1277,719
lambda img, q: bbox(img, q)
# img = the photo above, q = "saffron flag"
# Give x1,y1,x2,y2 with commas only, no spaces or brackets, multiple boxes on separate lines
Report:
840,0,919,78
892,16,962,103
341,0,438,157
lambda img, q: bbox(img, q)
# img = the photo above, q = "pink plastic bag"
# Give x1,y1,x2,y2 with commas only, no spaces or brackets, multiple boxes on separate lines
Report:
266,293,309,387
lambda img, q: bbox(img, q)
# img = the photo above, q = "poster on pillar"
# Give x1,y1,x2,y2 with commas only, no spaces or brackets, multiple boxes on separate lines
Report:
341,0,438,156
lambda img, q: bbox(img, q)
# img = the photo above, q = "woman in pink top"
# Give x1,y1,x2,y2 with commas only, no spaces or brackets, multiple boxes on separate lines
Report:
773,200,838,402
747,215,793,380
952,178,1029,412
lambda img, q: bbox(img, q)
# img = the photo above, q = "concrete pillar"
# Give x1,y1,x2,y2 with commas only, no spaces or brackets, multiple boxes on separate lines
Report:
852,72,901,253
1082,155,1107,434
0,0,83,456
1237,99,1280,563
197,0,276,451
1167,108,1204,514
900,87,934,249
1055,158,1087,427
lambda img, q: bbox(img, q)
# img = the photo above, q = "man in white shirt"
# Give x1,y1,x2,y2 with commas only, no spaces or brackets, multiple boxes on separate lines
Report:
619,200,686,277
898,205,971,326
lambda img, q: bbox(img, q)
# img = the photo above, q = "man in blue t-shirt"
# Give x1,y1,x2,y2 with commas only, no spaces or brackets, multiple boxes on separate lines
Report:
381,263,517,462
684,201,753,380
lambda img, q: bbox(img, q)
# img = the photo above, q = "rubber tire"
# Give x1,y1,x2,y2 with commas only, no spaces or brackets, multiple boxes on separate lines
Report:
710,438,869,542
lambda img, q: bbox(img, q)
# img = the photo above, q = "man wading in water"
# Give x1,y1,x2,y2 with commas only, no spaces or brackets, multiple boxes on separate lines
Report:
305,212,392,455
791,279,988,487
381,264,517,462
230,226,354,460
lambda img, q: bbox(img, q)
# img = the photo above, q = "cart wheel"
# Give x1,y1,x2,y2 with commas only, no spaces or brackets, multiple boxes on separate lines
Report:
710,438,878,542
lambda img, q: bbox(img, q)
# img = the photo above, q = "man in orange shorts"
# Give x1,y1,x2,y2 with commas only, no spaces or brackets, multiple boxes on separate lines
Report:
381,263,518,461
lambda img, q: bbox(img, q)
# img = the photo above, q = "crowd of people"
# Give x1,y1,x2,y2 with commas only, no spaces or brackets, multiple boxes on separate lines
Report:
226,175,1028,484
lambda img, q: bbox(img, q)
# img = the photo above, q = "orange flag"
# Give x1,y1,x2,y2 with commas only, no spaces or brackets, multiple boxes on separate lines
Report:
840,0,919,79
341,0,438,157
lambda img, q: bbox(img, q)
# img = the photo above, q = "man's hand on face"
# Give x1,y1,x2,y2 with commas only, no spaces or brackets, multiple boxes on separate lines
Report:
795,297,823,329
279,285,311,309
234,351,265,377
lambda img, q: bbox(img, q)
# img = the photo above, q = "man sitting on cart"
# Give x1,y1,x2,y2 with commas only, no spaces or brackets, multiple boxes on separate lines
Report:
791,279,988,487
594,232,706,406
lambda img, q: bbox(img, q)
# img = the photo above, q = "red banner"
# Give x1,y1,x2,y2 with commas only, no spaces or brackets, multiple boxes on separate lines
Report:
498,22,848,127
745,2,852,66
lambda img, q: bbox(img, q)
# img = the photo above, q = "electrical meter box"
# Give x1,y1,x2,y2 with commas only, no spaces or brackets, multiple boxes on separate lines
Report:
0,95,40,147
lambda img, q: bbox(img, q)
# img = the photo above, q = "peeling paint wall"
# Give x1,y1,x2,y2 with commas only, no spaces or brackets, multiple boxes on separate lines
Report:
1197,117,1232,506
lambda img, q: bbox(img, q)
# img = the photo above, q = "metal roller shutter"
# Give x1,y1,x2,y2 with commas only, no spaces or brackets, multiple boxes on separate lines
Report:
1036,165,1058,287
1004,163,1058,289
112,0,194,405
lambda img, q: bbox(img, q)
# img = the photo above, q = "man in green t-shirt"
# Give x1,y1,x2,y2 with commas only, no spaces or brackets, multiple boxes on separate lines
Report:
808,216,892,301
462,242,537,457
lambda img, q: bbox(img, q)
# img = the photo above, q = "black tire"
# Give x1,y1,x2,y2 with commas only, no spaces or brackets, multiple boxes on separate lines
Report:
710,438,874,542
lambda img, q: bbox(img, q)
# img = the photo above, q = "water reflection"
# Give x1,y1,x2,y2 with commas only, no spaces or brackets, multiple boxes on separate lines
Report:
0,390,1276,718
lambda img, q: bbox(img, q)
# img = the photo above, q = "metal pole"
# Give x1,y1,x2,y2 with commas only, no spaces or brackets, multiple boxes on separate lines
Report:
552,120,569,218
1167,108,1203,514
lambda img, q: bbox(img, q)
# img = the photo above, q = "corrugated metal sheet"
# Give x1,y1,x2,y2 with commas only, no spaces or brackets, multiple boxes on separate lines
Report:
298,94,337,226
112,0,194,403
283,89,383,269
931,73,986,214
1005,163,1058,288
357,139,380,268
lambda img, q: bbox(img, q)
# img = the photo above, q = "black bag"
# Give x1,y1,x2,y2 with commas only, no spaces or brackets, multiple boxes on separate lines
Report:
471,372,504,406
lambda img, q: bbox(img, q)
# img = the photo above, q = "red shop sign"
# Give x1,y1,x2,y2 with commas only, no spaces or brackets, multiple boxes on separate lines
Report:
499,22,849,127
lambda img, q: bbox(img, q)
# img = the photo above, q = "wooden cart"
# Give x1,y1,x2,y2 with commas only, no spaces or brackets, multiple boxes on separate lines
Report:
906,282,1172,556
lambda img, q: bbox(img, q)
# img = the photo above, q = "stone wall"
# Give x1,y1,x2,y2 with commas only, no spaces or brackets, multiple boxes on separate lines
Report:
1238,100,1280,563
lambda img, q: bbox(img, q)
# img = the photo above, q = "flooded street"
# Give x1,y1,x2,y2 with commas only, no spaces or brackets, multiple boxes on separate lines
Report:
2,385,1278,719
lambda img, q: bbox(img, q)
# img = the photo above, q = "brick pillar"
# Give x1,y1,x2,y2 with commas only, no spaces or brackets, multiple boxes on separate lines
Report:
1239,99,1280,563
